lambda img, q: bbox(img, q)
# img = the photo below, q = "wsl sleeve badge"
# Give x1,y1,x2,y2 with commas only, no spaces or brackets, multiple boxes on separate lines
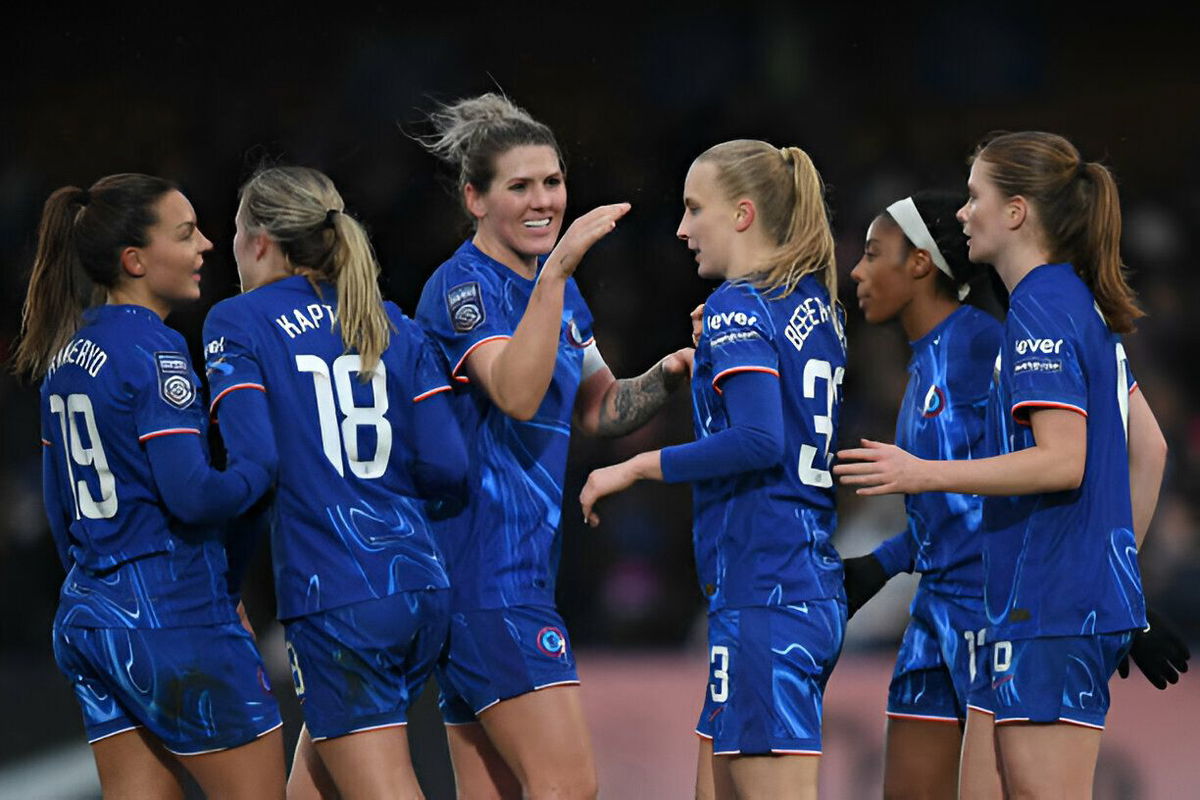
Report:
446,282,485,333
154,351,197,409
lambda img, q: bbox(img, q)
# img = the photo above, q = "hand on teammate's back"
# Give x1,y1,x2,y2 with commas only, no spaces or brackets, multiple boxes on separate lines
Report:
1118,607,1191,689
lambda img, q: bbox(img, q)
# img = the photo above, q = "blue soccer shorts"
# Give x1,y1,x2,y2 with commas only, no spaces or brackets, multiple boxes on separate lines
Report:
887,588,989,723
696,599,845,756
283,588,449,741
971,631,1133,729
436,604,579,725
53,621,281,755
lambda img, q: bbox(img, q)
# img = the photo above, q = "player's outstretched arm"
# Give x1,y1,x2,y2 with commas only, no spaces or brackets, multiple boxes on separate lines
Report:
580,450,663,527
834,408,1086,497
469,203,631,421
574,347,694,438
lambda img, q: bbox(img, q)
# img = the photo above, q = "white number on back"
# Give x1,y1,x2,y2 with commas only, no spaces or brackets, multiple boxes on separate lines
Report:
798,358,845,487
709,645,730,702
48,393,118,519
296,354,391,479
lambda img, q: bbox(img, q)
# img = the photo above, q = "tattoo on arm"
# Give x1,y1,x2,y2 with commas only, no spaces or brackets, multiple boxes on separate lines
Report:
596,363,673,437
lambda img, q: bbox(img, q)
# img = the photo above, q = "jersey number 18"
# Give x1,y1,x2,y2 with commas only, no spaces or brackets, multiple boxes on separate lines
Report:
296,354,391,479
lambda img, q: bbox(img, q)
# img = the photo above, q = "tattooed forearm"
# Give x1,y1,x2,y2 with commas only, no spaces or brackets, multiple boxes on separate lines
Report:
596,363,675,437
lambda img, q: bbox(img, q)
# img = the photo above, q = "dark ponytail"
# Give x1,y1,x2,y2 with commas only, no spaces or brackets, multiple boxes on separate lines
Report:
12,174,176,379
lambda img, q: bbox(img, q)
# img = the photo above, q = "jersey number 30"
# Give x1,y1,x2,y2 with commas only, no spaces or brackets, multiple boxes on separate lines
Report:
296,355,391,479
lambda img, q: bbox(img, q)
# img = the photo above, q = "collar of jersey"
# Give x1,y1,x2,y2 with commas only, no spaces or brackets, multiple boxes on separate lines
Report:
84,303,162,324
1011,262,1073,297
460,239,549,284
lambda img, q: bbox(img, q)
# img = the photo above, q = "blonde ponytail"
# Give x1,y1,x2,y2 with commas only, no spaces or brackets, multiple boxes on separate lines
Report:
239,167,393,376
695,140,836,300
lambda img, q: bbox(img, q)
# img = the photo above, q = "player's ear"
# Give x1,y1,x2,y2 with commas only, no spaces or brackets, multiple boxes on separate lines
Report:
908,248,935,279
120,246,146,278
253,230,271,261
734,199,756,233
1006,195,1028,231
464,182,487,221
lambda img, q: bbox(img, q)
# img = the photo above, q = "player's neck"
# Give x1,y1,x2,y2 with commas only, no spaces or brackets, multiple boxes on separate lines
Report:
900,293,959,342
472,231,538,280
993,240,1053,293
106,286,170,320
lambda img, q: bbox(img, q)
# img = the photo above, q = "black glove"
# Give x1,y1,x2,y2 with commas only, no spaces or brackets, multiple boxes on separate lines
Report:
1117,607,1191,690
842,554,889,618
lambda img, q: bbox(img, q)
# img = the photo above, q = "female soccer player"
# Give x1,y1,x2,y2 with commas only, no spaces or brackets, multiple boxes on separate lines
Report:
581,140,845,800
841,190,1004,798
14,174,284,798
414,93,693,799
835,131,1171,797
202,166,469,798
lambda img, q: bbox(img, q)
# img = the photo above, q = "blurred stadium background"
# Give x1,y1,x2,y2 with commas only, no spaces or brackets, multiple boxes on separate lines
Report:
2,5,1197,797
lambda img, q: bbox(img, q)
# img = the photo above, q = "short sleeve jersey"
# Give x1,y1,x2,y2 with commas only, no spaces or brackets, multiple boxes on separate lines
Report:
203,276,451,621
689,276,846,612
982,263,1145,640
40,305,234,628
874,306,1002,597
415,240,594,609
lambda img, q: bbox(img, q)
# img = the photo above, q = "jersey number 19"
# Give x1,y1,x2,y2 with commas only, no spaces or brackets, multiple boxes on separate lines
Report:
48,393,118,520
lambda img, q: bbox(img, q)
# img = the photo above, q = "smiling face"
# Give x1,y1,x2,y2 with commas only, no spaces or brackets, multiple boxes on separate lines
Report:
468,144,566,273
676,159,739,280
850,215,916,324
133,189,212,313
957,158,1012,265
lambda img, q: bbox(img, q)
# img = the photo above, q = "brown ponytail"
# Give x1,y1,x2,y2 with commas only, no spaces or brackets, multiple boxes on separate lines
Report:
973,131,1141,332
12,174,176,379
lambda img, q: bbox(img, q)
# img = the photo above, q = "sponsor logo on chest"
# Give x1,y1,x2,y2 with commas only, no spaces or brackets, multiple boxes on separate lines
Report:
1014,337,1063,355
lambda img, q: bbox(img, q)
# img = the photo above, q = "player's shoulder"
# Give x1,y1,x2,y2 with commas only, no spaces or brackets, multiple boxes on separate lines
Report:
384,301,427,344
1011,264,1090,315
432,240,497,284
123,308,189,354
947,306,1003,356
707,280,767,313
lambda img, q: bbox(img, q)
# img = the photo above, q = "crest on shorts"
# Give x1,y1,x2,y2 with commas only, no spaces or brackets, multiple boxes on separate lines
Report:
447,281,485,333
154,351,195,409
535,626,567,658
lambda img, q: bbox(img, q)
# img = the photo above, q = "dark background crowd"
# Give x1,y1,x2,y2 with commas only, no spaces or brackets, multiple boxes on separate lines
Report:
2,3,1198,791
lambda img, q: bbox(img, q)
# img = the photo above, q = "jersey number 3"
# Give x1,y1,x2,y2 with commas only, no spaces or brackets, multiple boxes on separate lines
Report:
798,358,844,488
296,354,391,479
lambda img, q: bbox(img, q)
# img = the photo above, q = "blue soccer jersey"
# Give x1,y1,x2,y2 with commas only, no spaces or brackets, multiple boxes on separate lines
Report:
415,241,595,610
40,305,236,628
203,276,452,621
982,263,1145,640
872,306,1002,597
687,276,846,612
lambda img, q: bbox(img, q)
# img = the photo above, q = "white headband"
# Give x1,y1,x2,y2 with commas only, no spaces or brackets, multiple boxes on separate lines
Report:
886,197,969,301
886,197,952,279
